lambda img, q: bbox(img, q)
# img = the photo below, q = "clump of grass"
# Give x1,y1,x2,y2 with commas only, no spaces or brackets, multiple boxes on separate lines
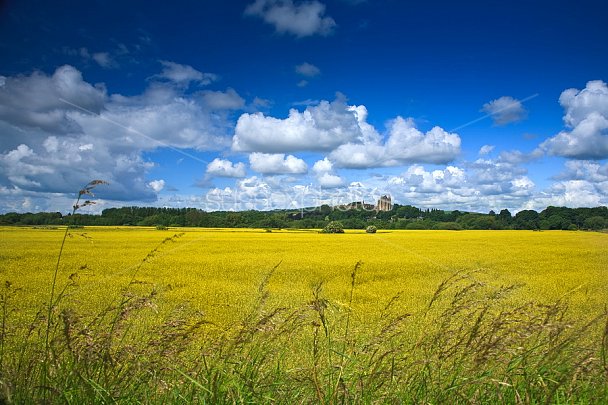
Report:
401,271,608,403
0,229,193,403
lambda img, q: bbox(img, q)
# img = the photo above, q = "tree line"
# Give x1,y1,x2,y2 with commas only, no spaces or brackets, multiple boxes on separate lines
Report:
1,204,607,231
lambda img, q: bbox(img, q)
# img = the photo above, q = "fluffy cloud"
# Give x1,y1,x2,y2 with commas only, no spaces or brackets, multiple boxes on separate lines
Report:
295,62,320,77
560,81,608,127
328,143,385,168
233,99,367,152
312,157,343,188
249,153,308,174
541,80,608,159
0,139,157,201
83,85,230,151
375,147,540,212
479,145,495,155
346,104,381,144
91,52,115,68
156,60,218,86
525,180,605,210
201,88,245,110
245,0,336,37
330,117,461,168
469,156,527,185
148,179,165,193
206,158,247,178
383,160,536,212
466,152,537,203
556,160,608,183
294,62,320,87
389,165,467,194
0,64,235,205
385,118,461,164
317,172,344,188
496,149,543,164
204,176,306,211
233,99,459,167
0,65,105,134
481,96,527,125
530,160,608,208
312,157,333,173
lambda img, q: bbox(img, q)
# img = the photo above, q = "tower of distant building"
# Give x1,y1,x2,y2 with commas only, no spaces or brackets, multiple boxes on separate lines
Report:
376,195,392,211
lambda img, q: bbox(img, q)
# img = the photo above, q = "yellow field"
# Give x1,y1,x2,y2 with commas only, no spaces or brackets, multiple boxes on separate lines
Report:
1,226,606,326
2,226,607,403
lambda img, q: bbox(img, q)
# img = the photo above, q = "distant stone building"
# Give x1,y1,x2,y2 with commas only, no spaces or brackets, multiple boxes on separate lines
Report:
376,195,393,211
338,201,376,211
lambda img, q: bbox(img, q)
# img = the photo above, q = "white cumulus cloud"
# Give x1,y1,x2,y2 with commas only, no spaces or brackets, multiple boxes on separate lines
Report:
0,64,234,204
312,157,333,173
0,65,105,133
330,117,461,168
91,52,115,68
481,96,527,125
201,88,245,110
233,100,459,168
317,172,344,188
156,60,218,86
245,0,336,37
557,160,608,183
249,153,308,174
312,157,343,188
479,145,495,155
530,180,604,209
148,179,165,193
233,99,365,153
206,158,247,178
541,80,608,159
295,62,321,77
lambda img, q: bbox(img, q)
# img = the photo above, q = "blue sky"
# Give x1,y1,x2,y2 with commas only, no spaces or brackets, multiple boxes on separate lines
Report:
1,0,607,213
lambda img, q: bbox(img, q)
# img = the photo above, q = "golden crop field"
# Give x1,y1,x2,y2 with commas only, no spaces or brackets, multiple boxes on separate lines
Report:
1,227,606,322
1,226,607,403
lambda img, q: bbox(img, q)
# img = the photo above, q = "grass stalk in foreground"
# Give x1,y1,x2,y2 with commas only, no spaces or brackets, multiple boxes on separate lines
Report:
42,180,108,400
